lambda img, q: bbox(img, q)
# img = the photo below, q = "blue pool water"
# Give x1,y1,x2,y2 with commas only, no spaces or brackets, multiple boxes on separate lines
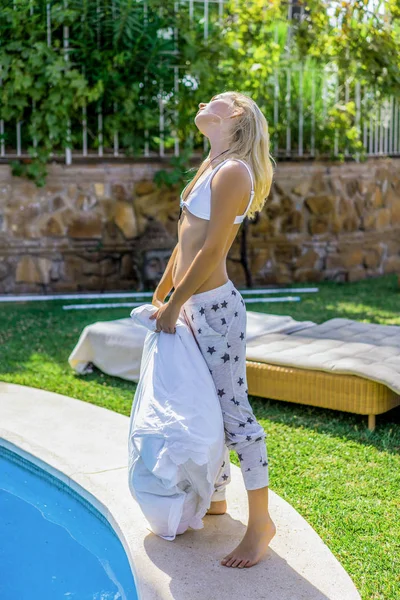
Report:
0,444,139,600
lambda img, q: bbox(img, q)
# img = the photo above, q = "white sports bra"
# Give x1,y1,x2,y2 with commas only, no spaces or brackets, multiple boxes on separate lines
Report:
179,158,255,224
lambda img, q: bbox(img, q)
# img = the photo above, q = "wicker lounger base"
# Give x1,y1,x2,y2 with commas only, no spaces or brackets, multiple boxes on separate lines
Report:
246,360,400,431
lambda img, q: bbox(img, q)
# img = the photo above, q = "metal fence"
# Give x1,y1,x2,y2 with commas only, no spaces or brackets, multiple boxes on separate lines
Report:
0,0,398,164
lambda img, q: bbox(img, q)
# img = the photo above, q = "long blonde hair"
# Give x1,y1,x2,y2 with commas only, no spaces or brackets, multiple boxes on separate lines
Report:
186,90,276,220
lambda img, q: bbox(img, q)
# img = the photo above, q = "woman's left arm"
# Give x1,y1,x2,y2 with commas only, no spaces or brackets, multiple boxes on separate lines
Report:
150,162,250,332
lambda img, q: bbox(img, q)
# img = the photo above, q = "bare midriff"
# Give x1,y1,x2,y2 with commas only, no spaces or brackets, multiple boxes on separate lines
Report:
172,176,248,295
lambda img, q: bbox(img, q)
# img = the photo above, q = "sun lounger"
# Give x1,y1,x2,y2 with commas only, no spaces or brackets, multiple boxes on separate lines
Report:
68,312,400,430
246,318,400,431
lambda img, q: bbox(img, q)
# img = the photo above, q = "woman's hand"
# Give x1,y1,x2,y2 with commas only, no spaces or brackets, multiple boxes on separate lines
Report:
149,300,181,334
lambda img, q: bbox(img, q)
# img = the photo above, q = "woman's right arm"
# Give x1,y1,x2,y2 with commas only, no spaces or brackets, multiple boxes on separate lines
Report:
152,243,179,306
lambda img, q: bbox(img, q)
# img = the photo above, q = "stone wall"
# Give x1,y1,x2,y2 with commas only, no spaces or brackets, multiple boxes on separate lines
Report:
0,157,399,293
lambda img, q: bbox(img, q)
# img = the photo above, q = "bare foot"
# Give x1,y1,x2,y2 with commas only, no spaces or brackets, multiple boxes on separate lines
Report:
220,515,276,568
206,499,227,515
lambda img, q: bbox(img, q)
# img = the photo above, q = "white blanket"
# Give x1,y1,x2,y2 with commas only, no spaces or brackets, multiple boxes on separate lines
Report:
127,304,225,541
68,311,316,382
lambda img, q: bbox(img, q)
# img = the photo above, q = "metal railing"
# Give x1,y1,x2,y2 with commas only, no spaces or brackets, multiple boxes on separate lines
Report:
0,0,398,164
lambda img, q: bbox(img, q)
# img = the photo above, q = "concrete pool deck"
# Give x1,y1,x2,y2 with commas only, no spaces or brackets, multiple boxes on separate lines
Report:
0,381,361,600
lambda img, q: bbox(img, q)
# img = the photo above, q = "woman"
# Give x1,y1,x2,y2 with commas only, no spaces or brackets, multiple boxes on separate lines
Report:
149,91,276,569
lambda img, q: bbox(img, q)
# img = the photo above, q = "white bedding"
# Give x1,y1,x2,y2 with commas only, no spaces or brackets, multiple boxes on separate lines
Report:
127,304,225,541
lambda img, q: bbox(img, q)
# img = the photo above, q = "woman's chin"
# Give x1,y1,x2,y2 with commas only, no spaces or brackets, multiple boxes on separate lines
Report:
194,118,209,135
194,122,204,134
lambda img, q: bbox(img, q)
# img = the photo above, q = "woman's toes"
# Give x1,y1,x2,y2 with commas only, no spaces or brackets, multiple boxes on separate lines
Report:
231,557,243,568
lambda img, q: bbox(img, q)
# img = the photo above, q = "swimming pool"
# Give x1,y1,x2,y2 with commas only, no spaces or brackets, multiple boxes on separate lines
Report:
0,444,139,600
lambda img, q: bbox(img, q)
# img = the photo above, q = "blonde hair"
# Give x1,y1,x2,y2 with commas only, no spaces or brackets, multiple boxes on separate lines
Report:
186,90,276,221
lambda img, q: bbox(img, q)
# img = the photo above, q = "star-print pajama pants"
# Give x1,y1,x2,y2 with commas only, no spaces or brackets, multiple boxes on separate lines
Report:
181,278,269,502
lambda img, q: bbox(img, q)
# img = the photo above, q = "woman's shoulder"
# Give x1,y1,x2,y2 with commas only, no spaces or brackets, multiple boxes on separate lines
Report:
213,158,253,185
210,158,253,202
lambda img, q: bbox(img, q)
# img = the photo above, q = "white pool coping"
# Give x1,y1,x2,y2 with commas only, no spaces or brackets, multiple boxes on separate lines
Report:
0,382,361,600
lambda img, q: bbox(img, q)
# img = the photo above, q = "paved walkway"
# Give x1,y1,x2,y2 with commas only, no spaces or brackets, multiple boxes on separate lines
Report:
0,382,361,600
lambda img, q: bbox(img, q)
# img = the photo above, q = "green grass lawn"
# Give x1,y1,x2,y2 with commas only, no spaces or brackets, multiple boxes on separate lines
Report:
1,273,399,599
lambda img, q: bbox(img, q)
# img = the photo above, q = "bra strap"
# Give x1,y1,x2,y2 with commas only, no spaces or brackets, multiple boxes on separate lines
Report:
208,158,230,183
230,159,255,216
234,159,255,191
242,189,255,215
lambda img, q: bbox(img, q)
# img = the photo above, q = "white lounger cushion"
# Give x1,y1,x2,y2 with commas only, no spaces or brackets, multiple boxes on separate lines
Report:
246,318,400,396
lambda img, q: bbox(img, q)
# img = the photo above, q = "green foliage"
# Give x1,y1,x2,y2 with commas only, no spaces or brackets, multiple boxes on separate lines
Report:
153,142,196,189
1,0,399,185
0,0,181,184
9,151,49,188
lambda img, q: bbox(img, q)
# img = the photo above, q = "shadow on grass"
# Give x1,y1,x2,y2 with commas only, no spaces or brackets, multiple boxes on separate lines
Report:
249,393,400,455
